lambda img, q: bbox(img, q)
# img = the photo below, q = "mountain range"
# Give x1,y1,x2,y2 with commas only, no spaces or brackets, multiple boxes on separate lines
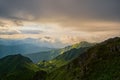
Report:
46,37,120,80
0,37,120,80
37,42,94,71
0,54,40,80
24,41,94,63
0,38,55,58
0,44,52,58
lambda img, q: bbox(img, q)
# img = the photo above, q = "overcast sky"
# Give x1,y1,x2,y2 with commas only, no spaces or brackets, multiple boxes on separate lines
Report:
0,0,120,45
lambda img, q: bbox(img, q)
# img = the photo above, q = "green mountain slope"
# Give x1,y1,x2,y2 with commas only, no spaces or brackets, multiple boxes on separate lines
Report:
37,42,94,71
0,54,40,80
49,41,94,67
23,49,61,63
46,37,120,80
25,41,94,63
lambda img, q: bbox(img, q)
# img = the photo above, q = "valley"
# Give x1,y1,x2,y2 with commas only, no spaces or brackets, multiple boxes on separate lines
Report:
0,37,120,80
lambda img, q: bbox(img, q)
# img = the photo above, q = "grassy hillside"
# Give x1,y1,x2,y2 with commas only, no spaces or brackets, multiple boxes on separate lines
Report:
46,37,120,80
23,49,61,63
0,54,40,80
25,41,94,63
37,42,94,72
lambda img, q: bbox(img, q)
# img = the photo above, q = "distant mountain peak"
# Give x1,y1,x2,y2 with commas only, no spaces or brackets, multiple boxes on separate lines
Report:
71,41,94,49
0,54,33,63
0,54,40,80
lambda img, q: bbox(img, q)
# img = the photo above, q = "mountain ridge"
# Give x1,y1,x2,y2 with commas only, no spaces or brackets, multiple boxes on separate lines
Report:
45,37,120,80
0,54,40,80
37,42,94,71
25,41,94,63
0,43,53,58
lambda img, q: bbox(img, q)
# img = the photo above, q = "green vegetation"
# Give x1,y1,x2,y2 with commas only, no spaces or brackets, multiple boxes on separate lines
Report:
0,37,119,80
0,54,40,80
32,70,47,80
38,48,89,72
46,37,120,80
37,41,93,72
23,49,62,63
25,41,94,63
0,41,93,80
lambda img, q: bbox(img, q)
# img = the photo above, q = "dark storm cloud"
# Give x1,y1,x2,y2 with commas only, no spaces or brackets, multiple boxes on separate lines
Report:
0,0,120,21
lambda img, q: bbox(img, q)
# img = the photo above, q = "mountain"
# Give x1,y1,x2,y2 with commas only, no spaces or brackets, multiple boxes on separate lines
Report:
1,37,119,80
0,54,40,80
23,49,61,63
37,42,94,71
37,48,89,72
44,37,120,80
24,41,94,63
0,44,52,58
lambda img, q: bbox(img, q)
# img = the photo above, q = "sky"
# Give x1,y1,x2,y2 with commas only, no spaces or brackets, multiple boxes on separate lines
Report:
0,0,120,46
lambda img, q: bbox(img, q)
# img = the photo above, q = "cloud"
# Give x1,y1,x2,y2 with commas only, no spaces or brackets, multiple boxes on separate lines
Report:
0,0,120,45
0,21,6,27
0,0,119,32
0,0,120,21
0,18,24,28
58,20,120,32
44,36,53,39
20,30,43,34
13,20,23,26
0,29,21,35
0,27,44,35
